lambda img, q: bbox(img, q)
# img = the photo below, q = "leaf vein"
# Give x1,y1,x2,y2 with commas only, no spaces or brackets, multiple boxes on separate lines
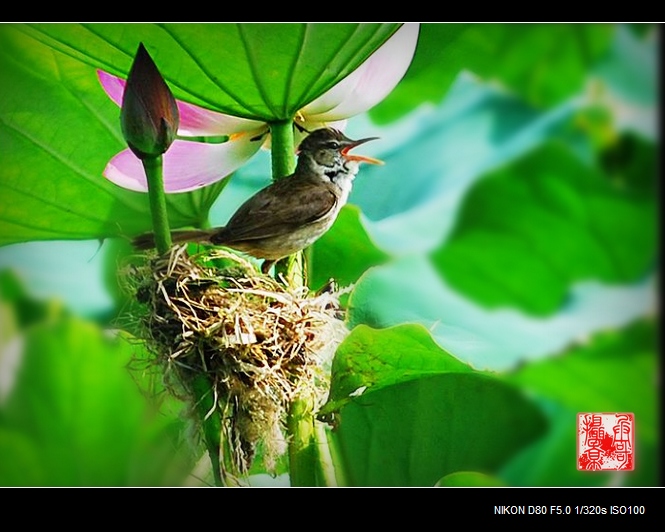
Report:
157,23,265,119
0,117,138,209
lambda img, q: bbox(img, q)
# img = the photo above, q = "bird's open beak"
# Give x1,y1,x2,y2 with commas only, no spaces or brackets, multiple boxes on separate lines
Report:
342,137,383,165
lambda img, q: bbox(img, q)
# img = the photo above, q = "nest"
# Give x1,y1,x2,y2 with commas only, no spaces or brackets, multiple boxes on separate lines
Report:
124,245,346,476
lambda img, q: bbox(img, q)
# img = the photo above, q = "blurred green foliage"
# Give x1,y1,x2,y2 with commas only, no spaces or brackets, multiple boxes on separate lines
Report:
0,272,193,486
370,23,614,123
503,319,658,486
431,138,657,315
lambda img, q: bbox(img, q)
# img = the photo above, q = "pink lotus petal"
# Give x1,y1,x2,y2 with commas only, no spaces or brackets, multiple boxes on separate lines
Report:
176,100,263,137
301,24,419,121
103,132,264,193
97,70,263,137
98,70,125,107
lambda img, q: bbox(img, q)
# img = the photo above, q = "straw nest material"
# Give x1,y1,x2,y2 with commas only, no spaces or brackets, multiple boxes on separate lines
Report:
124,245,346,475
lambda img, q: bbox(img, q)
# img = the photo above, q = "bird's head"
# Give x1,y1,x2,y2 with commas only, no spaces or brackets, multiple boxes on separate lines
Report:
296,128,383,179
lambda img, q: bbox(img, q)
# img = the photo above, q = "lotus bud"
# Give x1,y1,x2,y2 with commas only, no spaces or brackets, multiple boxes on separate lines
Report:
120,43,179,159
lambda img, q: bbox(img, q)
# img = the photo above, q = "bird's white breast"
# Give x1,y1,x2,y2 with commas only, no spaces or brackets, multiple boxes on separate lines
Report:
332,161,358,206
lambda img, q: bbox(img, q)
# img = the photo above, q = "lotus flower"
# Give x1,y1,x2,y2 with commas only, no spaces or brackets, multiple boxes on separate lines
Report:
99,24,419,193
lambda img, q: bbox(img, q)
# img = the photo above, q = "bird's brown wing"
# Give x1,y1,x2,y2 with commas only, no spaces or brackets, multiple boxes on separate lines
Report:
221,179,338,243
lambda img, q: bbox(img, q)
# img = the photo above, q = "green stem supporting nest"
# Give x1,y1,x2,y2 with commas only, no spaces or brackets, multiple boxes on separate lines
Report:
142,156,172,254
141,156,225,485
190,374,223,487
270,120,296,180
271,121,305,286
269,119,335,486
287,394,337,486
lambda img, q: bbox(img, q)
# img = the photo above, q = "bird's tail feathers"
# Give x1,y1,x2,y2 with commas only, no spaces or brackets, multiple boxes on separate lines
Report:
132,229,217,250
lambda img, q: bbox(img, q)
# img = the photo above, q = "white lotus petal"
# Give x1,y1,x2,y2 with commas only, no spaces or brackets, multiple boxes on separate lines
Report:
302,24,419,121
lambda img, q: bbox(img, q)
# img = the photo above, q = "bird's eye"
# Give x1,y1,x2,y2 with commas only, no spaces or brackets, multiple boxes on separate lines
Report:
326,141,340,150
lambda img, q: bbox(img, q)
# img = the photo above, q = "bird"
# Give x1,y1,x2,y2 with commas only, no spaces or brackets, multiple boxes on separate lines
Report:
133,127,382,273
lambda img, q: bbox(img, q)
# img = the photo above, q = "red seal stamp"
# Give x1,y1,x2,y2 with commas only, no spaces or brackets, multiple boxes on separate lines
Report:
577,413,634,471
